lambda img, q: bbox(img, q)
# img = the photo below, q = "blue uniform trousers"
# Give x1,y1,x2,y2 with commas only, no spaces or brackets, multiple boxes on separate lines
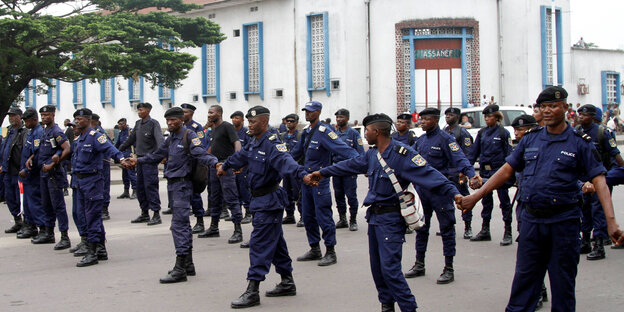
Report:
121,167,137,190
283,175,301,215
581,193,608,239
209,168,242,223
480,169,512,225
247,210,293,281
301,179,336,246
368,211,417,312
102,161,111,208
332,175,359,216
71,185,87,237
136,162,161,212
236,171,251,210
40,171,69,231
168,180,193,255
76,174,105,242
191,193,204,218
22,176,44,226
452,180,472,222
4,174,21,216
506,216,580,312
415,190,456,257
0,173,5,199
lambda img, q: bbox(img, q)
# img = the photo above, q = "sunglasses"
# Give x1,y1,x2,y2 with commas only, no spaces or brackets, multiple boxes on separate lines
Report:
285,119,296,123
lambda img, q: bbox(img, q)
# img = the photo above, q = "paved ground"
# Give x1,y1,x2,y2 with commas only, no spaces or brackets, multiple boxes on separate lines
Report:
1,173,624,311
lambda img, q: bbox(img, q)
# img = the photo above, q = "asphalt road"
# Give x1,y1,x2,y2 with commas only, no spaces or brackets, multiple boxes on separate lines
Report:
1,176,623,311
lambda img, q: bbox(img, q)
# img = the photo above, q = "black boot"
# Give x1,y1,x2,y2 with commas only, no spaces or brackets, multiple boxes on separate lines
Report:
296,245,322,261
282,213,296,224
296,218,304,228
437,266,454,284
198,219,219,238
4,215,23,234
30,226,44,242
404,259,425,278
587,238,606,260
162,207,173,215
265,273,296,297
241,208,252,224
168,251,195,276
131,210,150,223
63,188,69,196
220,210,230,220
101,206,110,221
381,303,395,312
349,214,358,231
54,231,71,250
160,255,188,283
240,241,250,248
96,241,108,260
229,223,243,244
580,232,592,254
603,237,612,246
231,280,260,308
117,189,129,199
129,189,137,200
192,217,205,234
72,236,89,257
336,213,348,229
470,222,491,241
32,227,55,244
500,225,513,246
76,242,99,267
318,245,337,266
16,223,37,239
147,211,162,226
463,221,472,239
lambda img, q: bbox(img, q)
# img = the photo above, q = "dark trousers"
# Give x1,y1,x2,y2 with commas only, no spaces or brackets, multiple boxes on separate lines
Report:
481,186,512,225
452,180,472,222
506,216,580,312
76,174,105,242
72,185,87,237
415,190,456,258
247,210,293,281
168,180,193,255
40,172,69,231
121,167,137,190
581,192,608,239
283,175,302,215
236,171,251,210
136,162,161,212
208,168,242,223
301,179,336,246
4,174,20,216
332,175,359,216
102,161,111,208
191,193,204,218
22,176,44,226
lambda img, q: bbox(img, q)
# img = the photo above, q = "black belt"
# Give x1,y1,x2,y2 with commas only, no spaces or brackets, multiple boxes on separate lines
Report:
167,177,191,184
525,203,578,218
75,172,98,179
370,203,400,214
251,183,279,197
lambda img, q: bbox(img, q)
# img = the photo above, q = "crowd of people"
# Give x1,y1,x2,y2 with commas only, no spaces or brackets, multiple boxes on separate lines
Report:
1,86,624,311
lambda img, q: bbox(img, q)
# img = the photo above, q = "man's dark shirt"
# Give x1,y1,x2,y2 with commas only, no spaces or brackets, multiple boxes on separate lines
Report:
210,121,239,161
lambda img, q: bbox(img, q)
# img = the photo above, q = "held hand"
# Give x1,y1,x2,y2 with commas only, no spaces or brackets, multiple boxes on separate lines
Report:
607,221,624,246
160,158,167,165
233,169,242,174
51,154,60,165
302,174,316,187
216,163,223,171
41,163,54,173
18,170,27,178
457,194,479,214
581,182,596,194
453,194,463,207
469,176,483,190
25,158,32,170
458,173,468,185
217,167,227,178
124,158,137,168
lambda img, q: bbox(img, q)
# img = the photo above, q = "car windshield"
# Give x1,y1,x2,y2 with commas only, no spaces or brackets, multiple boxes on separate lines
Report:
462,109,528,128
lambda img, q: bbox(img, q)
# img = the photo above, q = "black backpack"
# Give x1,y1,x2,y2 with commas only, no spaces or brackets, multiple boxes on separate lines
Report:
575,124,612,170
182,129,209,193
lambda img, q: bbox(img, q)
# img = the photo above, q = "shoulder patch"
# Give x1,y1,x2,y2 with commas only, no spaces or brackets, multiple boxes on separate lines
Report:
246,130,252,135
573,130,592,143
56,135,63,143
191,137,201,146
508,138,513,145
34,139,40,147
197,131,204,139
89,130,96,136
357,138,363,146
192,123,198,128
328,131,338,140
97,135,107,144
449,142,460,152
411,154,427,166
269,134,277,141
464,137,471,146
276,143,287,152
319,125,327,132
395,145,408,155
609,138,617,148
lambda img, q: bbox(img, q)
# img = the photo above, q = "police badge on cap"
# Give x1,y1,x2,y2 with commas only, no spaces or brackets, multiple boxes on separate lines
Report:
39,105,56,113
180,103,196,111
246,106,270,118
73,108,93,118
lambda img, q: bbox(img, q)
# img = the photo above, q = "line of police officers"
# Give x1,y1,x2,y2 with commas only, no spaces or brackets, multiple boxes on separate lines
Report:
2,86,624,311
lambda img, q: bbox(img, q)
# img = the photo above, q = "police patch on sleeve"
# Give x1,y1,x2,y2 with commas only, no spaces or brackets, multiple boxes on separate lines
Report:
191,137,201,146
328,132,338,140
609,138,617,148
411,154,426,166
34,139,40,147
508,138,513,145
97,135,107,144
357,138,363,145
449,142,460,152
464,137,471,146
56,135,63,143
197,131,204,139
276,143,288,152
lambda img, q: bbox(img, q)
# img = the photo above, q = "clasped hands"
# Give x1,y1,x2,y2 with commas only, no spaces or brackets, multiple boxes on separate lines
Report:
303,171,323,187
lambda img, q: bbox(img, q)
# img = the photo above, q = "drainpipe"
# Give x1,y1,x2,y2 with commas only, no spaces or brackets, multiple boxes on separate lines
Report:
293,1,299,112
365,0,371,114
497,0,505,106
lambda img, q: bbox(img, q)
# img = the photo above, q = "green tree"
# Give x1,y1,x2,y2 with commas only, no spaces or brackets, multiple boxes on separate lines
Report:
0,0,225,122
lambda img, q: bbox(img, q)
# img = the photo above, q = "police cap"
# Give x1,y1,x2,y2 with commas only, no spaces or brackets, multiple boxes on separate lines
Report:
21,108,37,120
230,111,244,118
334,108,350,117
246,106,270,118
7,107,23,116
302,101,322,112
482,105,499,115
180,103,196,111
39,105,56,113
397,112,412,121
284,113,299,122
363,113,393,127
118,118,127,123
137,102,153,109
577,104,597,115
91,114,100,121
536,86,568,105
164,107,184,119
419,108,440,117
511,114,537,128
445,107,461,115
73,108,93,118
595,107,603,122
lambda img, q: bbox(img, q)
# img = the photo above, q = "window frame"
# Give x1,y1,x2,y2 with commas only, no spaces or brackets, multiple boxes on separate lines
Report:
128,76,144,104
243,21,264,100
201,43,221,102
540,6,563,89
306,12,330,97
100,77,116,107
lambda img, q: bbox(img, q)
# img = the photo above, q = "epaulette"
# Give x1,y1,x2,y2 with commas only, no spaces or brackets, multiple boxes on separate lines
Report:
395,145,409,155
319,125,327,132
524,126,543,135
574,130,592,143
247,130,252,135
89,130,96,136
268,134,277,141
192,123,198,128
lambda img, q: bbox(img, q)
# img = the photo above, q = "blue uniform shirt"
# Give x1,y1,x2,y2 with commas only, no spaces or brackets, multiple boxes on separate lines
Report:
392,131,415,146
413,126,475,178
282,130,300,151
443,124,474,157
73,128,125,173
38,124,68,177
138,128,217,178
235,126,250,148
186,120,208,146
20,124,44,177
115,127,133,158
505,126,606,223
469,125,512,168
333,126,365,163
1,127,17,172
222,131,307,212
291,122,358,172
579,123,621,157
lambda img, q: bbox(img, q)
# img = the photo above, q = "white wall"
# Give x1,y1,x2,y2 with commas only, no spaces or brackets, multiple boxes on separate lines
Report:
569,48,624,107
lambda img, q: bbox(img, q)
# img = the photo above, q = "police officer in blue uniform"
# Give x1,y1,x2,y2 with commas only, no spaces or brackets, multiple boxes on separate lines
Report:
392,113,416,146
459,86,624,312
71,108,126,267
443,107,475,238
218,106,305,308
30,105,71,248
469,105,514,245
68,137,89,257
281,113,303,226
90,114,113,221
403,108,477,284
332,109,365,231
231,110,253,224
126,107,218,283
291,101,359,266
306,113,461,312
575,104,624,260
2,107,27,235
115,118,137,200
18,108,45,239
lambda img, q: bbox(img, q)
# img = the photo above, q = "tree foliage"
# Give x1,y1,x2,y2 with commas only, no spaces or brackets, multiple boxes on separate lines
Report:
0,0,225,122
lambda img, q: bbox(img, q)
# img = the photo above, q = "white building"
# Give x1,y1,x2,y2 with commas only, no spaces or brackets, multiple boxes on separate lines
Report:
11,0,623,129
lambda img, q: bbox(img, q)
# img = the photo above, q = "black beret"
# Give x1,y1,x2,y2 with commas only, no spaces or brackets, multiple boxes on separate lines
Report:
39,105,56,113
21,108,37,120
137,102,153,109
363,113,393,127
511,114,537,128
397,112,412,121
164,107,184,119
577,104,597,115
419,108,440,117
482,105,499,115
118,118,127,123
91,114,100,121
230,111,244,118
180,103,196,111
246,106,270,118
335,108,350,117
445,107,461,115
73,108,93,118
284,113,299,121
536,86,568,105
7,107,23,116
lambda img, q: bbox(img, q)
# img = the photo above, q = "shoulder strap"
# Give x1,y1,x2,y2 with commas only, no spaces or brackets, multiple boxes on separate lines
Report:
453,125,461,139
302,125,320,158
182,129,190,151
376,151,410,210
598,125,605,147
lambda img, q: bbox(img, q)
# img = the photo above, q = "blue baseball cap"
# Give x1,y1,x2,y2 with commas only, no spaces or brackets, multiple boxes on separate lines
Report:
302,101,323,112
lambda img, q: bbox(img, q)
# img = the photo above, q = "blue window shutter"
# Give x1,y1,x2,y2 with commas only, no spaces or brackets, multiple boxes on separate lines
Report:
540,6,548,89
111,78,116,108
47,81,53,105
616,73,621,105
306,15,313,98
128,78,134,102
201,44,207,97
323,12,330,97
56,80,60,110
216,43,221,103
73,82,78,108
100,79,105,108
82,80,87,108
171,88,175,106
601,71,608,109
258,22,264,100
139,77,144,103
555,9,563,86
32,80,37,109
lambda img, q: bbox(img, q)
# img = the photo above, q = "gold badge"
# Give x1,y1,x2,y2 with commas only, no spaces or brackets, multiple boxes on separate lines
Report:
197,131,204,139
328,132,338,140
56,135,63,143
609,138,617,148
251,110,256,117
449,142,460,152
192,137,201,146
555,91,561,99
34,139,40,147
464,137,471,146
411,154,426,166
97,135,107,144
357,138,363,145
276,143,287,152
